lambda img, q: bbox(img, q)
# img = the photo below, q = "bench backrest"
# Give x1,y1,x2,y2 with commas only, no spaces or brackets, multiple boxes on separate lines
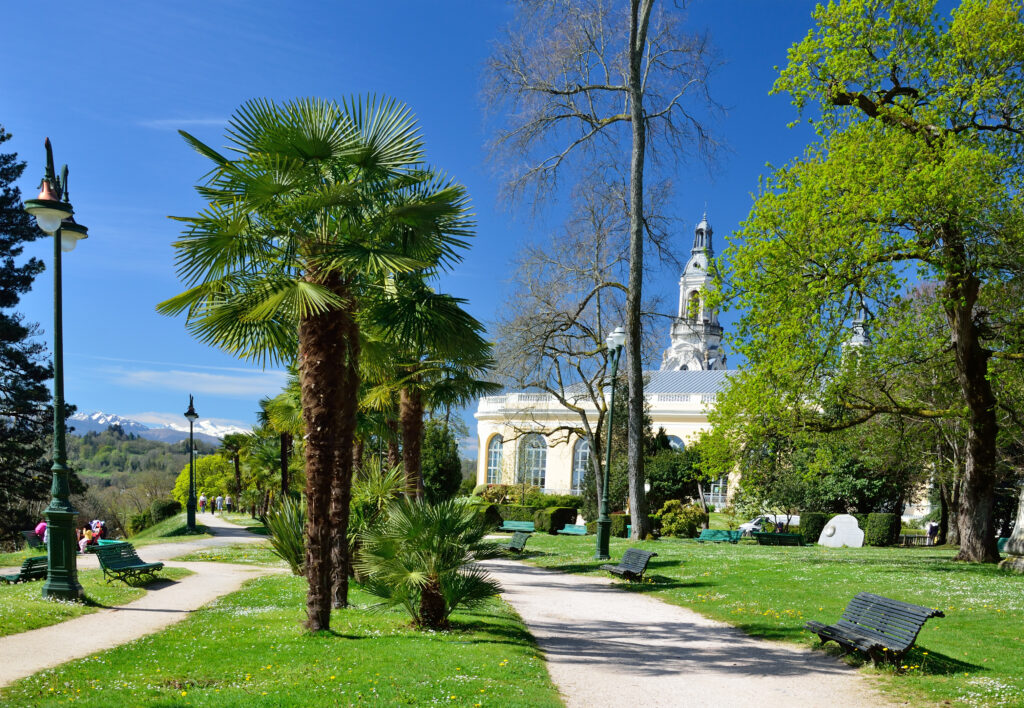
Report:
616,548,657,574
97,542,146,568
699,529,740,541
752,532,802,546
508,531,531,551
561,524,586,533
21,530,43,548
21,556,48,574
837,592,945,652
502,521,535,531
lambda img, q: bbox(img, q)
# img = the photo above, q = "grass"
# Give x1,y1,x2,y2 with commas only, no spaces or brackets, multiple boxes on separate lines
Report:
220,512,269,535
130,514,212,546
173,543,286,568
0,567,192,637
517,533,1024,707
0,547,41,570
1,575,562,707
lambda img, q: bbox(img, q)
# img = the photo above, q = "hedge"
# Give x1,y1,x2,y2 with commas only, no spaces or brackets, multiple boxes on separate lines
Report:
800,512,830,545
584,515,631,537
865,513,901,546
466,500,502,530
496,504,536,522
534,507,576,534
150,498,181,524
127,509,154,535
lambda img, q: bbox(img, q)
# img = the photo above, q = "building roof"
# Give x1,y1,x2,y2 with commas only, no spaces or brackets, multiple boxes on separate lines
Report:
645,368,734,394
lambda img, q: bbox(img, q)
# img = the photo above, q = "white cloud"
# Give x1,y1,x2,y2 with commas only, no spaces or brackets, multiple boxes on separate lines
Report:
103,365,287,398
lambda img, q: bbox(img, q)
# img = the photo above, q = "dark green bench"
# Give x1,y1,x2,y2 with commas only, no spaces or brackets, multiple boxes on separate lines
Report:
600,548,658,581
557,524,587,536
806,592,944,663
752,532,804,546
497,520,535,533
96,542,164,584
697,529,742,544
499,531,532,554
21,530,44,549
83,538,125,554
1,556,48,584
998,537,1010,552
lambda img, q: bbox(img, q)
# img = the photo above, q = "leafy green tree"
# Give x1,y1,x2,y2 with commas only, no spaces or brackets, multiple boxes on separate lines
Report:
713,0,1024,562
218,433,248,495
159,97,474,628
421,419,462,503
171,454,234,506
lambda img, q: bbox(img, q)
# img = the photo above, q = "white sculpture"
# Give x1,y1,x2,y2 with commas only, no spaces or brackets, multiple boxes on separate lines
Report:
818,514,865,548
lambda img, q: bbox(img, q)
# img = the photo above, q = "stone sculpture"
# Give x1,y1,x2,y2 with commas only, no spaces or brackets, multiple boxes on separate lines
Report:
818,514,865,548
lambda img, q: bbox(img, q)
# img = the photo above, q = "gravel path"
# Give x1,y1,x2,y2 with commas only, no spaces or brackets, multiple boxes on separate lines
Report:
0,515,279,689
482,559,895,708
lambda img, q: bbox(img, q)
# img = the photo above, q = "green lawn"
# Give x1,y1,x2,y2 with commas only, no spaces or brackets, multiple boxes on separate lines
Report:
220,512,269,535
518,533,1024,707
1,575,562,708
0,547,40,569
130,514,212,546
173,543,286,568
0,567,192,637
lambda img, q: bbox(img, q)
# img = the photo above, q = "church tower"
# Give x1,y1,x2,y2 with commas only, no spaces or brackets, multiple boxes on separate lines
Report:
660,214,727,371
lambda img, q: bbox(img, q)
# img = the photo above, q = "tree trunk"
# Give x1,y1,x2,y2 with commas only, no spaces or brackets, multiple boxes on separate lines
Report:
417,576,448,630
385,420,401,470
232,454,241,496
330,311,359,609
695,481,710,529
937,481,949,546
298,275,349,632
625,0,654,541
353,438,365,477
400,384,425,500
280,432,291,497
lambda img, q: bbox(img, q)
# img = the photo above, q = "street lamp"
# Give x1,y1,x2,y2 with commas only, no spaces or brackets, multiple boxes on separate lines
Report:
23,139,88,601
184,395,199,533
596,326,626,560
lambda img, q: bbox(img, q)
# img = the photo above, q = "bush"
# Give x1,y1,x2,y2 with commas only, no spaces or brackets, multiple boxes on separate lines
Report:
264,496,306,575
150,498,181,524
533,507,576,534
481,484,515,504
611,513,631,538
658,500,707,538
457,477,476,497
865,513,900,547
471,483,487,497
127,510,154,535
585,520,597,535
496,504,536,522
533,493,580,510
800,512,830,545
466,499,502,530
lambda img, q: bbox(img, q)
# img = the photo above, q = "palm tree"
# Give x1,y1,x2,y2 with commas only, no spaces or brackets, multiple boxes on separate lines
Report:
158,97,474,631
219,433,248,496
259,366,305,496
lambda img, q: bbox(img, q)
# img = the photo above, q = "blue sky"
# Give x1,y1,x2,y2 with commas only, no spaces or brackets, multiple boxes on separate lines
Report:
3,1,823,443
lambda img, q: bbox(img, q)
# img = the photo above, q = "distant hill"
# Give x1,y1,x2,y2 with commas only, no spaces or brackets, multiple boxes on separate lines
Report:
70,412,247,445
66,425,219,482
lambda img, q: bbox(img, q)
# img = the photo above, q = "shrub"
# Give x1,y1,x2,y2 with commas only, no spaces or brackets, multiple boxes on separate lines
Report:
585,520,597,535
357,498,504,629
481,484,515,504
611,513,631,538
658,500,707,538
534,493,580,510
457,477,476,497
471,483,487,497
264,496,306,575
800,512,830,545
721,505,740,530
150,498,181,524
466,499,502,530
534,507,576,534
496,504,536,522
127,510,154,535
865,513,900,547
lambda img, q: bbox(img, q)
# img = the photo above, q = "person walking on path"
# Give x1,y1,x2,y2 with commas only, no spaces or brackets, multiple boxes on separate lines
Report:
199,494,207,513
215,495,224,512
224,495,233,513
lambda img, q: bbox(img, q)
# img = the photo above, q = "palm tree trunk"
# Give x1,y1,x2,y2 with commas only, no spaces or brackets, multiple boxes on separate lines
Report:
280,432,291,496
232,454,241,496
298,275,349,632
385,420,401,469
400,384,425,500
418,576,448,630
331,310,359,609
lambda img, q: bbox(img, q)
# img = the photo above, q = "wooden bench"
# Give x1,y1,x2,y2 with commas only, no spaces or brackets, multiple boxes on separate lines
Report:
752,532,804,546
96,542,164,584
898,534,932,547
697,529,742,544
600,548,658,581
1,556,48,584
557,524,587,536
499,531,532,554
497,520,535,533
805,592,944,663
21,530,43,549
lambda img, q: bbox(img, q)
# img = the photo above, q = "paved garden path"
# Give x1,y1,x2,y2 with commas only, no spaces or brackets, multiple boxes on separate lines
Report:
482,559,895,708
0,514,279,688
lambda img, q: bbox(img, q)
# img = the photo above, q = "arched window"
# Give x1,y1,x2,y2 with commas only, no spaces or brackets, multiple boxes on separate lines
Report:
687,290,700,320
518,434,547,489
486,435,503,484
571,438,591,494
666,435,685,451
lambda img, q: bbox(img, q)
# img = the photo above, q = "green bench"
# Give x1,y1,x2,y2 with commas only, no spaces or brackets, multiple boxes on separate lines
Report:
998,537,1010,552
497,520,535,533
600,548,658,581
83,538,125,553
21,530,44,549
96,542,164,584
752,532,805,546
697,529,742,544
557,524,587,536
1,556,48,584
806,592,944,663
499,531,532,554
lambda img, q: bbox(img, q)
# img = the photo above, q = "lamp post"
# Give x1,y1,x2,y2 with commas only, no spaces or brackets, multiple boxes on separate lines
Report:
596,326,626,560
184,395,199,532
23,139,88,601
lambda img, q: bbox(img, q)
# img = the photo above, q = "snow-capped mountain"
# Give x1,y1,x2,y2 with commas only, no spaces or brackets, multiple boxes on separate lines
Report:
69,411,249,444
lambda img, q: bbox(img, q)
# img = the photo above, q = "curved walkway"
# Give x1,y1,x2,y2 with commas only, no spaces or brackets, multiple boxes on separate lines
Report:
482,559,893,708
0,514,279,688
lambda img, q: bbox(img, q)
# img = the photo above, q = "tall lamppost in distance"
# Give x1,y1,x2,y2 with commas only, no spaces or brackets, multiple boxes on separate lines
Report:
23,138,89,601
184,395,199,532
595,326,626,560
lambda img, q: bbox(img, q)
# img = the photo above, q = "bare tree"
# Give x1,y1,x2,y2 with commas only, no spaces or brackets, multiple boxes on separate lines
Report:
486,0,719,538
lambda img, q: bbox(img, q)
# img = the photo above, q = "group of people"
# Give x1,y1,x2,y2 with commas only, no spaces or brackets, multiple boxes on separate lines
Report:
76,519,108,553
198,494,233,514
